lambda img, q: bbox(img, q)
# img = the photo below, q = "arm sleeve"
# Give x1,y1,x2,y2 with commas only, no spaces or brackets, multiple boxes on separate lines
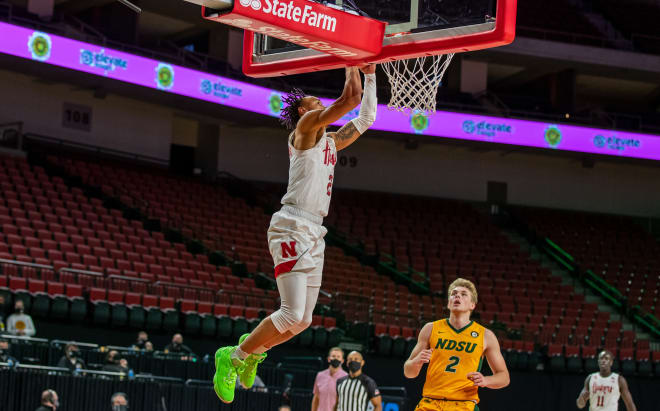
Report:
349,73,377,134
365,377,381,399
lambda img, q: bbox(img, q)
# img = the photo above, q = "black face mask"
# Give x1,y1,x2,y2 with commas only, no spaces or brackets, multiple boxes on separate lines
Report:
112,406,128,411
329,359,342,368
69,350,78,358
347,361,361,373
16,308,24,314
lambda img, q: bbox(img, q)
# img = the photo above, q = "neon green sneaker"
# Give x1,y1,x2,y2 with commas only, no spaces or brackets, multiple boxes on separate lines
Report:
237,333,267,389
212,346,242,403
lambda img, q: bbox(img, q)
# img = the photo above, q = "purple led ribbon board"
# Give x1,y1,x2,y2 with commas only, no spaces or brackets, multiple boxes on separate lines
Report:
2,21,659,161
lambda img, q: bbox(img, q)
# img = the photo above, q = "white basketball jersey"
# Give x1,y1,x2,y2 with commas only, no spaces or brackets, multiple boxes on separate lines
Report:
589,372,620,411
280,132,336,218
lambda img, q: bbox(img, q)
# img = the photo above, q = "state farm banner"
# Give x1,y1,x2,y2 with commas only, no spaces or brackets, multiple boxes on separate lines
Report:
202,0,385,60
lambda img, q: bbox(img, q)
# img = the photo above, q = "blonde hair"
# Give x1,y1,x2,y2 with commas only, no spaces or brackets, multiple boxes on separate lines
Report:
448,278,478,304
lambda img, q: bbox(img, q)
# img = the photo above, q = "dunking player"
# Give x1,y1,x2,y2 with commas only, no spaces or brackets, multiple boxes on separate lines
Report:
404,278,510,411
213,64,378,403
576,350,637,411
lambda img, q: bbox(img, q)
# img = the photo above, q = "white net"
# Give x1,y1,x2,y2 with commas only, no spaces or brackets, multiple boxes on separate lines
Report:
382,53,455,115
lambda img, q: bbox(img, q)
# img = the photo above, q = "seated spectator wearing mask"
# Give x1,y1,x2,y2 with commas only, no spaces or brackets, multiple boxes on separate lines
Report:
110,392,128,411
164,333,193,355
133,331,150,350
7,300,36,337
35,389,59,411
102,350,129,374
56,343,85,372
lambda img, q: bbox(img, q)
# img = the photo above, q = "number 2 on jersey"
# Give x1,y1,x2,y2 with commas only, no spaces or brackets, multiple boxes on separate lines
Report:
445,356,460,373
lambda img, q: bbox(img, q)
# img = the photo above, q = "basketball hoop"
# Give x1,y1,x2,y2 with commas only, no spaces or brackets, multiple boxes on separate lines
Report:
381,53,455,115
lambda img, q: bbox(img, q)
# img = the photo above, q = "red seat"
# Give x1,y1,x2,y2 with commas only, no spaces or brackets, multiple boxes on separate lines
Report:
229,305,244,318
66,284,83,298
323,317,337,329
28,279,46,294
197,302,213,315
47,282,65,296
107,290,125,304
244,307,259,320
89,287,107,302
142,294,159,309
9,276,27,291
374,323,388,336
159,296,175,311
125,292,141,306
214,304,229,316
388,325,401,338
180,299,197,313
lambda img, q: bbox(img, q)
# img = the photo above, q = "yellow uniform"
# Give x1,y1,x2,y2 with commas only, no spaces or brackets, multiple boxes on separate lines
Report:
415,319,485,411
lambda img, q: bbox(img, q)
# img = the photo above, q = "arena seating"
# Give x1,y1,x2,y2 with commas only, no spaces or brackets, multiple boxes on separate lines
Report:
594,1,660,55
0,154,290,341
515,207,660,319
326,189,655,365
516,0,605,47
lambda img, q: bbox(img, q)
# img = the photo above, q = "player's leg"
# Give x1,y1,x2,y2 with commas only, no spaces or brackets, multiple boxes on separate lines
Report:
237,237,324,387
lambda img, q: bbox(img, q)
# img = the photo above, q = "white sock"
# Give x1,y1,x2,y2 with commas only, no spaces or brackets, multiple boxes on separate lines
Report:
232,346,249,361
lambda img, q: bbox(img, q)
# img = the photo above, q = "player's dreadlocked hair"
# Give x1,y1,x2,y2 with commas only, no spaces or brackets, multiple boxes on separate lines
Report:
279,88,307,130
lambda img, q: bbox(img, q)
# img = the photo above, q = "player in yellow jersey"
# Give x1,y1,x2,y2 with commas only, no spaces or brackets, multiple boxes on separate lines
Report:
404,278,510,411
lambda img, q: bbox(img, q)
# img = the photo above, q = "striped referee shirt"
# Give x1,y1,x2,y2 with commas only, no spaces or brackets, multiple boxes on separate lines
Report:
336,373,380,411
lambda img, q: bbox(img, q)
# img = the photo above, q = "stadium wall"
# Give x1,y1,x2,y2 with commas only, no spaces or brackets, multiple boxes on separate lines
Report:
218,125,660,217
0,69,172,161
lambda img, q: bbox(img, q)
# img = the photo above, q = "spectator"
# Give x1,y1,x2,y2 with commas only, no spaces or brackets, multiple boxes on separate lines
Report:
56,343,85,372
0,337,17,365
313,347,348,411
334,351,381,411
144,341,154,352
102,350,129,374
110,392,128,411
6,300,36,337
0,295,6,331
133,331,150,350
164,333,193,355
35,389,59,411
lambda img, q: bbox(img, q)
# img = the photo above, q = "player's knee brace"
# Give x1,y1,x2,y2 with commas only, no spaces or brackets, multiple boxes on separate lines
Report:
271,300,305,333
288,312,313,335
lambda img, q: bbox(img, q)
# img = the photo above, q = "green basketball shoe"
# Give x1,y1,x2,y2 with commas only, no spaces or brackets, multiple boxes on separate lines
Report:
212,346,243,403
237,333,267,389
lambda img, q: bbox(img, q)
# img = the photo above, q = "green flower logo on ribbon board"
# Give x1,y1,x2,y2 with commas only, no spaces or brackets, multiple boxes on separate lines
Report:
410,112,429,134
155,63,174,90
269,93,282,115
28,31,52,62
544,125,562,148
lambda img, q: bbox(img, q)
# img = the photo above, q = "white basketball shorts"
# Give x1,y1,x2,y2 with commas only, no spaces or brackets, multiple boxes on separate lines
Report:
267,205,327,287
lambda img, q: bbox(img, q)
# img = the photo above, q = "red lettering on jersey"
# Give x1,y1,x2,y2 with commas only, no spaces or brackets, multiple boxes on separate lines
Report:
323,141,336,166
281,241,297,258
327,174,334,196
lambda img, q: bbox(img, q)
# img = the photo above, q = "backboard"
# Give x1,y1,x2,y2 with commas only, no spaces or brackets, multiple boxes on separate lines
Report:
233,0,517,77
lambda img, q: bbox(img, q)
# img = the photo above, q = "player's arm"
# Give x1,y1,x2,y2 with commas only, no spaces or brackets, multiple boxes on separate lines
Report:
467,329,509,389
576,375,591,409
311,393,319,411
618,375,637,411
329,64,378,151
298,67,362,136
403,322,433,378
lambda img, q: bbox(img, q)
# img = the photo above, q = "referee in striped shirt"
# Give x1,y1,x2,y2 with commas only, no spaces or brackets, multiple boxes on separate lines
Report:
334,351,382,411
